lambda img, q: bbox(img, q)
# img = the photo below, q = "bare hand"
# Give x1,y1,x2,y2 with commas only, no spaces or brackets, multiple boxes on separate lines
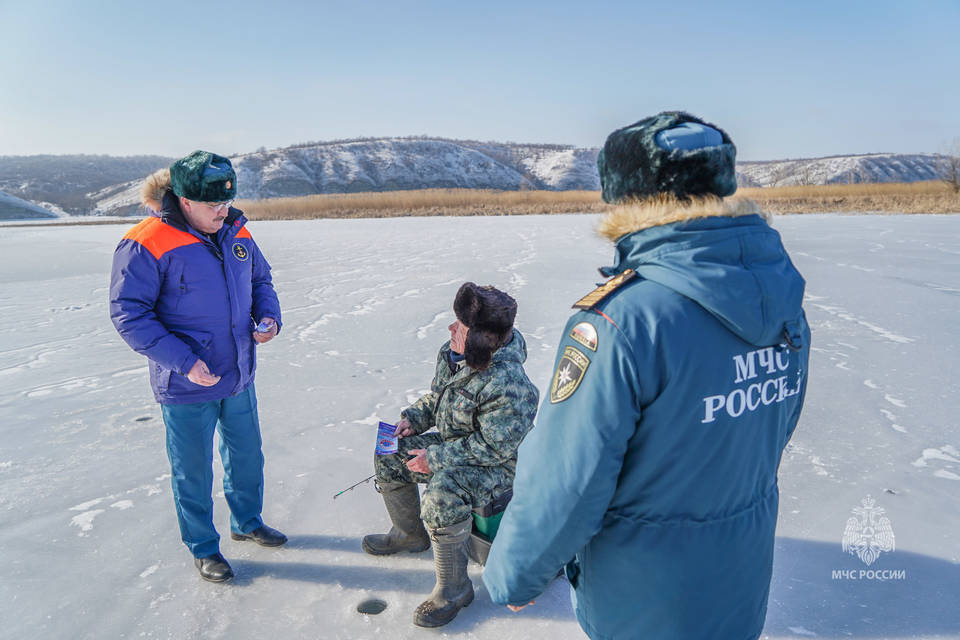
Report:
406,448,431,474
253,317,278,344
186,359,221,387
394,418,415,438
508,601,535,612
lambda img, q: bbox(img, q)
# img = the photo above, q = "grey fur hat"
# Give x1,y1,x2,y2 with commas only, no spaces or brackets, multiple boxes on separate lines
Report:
597,111,737,203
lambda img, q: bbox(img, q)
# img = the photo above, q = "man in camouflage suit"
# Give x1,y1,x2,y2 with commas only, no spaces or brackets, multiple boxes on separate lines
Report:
363,283,539,628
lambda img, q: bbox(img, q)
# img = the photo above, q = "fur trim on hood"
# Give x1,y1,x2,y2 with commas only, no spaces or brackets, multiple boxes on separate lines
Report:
596,194,769,243
141,168,171,212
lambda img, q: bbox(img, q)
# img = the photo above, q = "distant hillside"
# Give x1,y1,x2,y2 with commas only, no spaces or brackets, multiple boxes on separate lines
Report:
0,142,950,219
736,153,943,187
0,154,173,215
0,190,58,220
89,138,602,215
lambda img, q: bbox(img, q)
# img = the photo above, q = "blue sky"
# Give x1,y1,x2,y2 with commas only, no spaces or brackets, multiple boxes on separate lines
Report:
0,0,956,160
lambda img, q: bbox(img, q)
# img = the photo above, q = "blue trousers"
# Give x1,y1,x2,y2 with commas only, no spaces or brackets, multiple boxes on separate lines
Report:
160,384,265,558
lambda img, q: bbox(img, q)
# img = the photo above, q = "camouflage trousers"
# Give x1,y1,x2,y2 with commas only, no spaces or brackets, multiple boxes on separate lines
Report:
374,433,513,529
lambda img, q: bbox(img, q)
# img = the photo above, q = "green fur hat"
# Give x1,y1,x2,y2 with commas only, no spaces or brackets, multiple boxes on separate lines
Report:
169,150,237,202
597,111,737,203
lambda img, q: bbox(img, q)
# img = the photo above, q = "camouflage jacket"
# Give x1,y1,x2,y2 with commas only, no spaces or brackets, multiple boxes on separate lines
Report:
401,329,539,474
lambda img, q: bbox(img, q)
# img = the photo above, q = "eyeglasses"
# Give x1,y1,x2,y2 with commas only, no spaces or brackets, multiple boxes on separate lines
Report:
202,200,234,212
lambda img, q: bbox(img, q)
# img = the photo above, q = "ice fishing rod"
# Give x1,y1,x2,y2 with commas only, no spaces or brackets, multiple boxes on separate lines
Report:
332,473,376,499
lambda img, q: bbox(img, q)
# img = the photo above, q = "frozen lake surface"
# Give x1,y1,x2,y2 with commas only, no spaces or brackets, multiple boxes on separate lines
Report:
1,213,958,639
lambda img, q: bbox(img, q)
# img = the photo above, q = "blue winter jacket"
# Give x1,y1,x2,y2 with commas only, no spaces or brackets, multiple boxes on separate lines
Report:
110,191,281,404
483,211,810,640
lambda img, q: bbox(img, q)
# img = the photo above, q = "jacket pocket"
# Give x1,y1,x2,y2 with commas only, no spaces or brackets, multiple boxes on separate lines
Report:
171,329,213,356
447,392,477,434
158,259,186,313
154,362,173,395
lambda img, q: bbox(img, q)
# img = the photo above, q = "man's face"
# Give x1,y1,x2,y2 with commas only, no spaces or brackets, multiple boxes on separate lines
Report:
448,320,469,354
179,197,231,234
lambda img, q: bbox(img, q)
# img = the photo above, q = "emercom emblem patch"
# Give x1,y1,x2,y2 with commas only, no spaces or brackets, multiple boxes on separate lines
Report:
232,242,249,261
550,346,590,403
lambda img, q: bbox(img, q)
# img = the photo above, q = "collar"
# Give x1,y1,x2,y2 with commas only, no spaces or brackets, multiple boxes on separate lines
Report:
445,349,466,374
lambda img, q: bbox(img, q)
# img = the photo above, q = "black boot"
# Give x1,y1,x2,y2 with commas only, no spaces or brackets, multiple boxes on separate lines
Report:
362,482,431,555
194,552,234,582
413,518,474,627
231,524,288,547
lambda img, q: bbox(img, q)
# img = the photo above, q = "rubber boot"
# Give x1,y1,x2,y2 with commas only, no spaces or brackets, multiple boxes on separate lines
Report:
413,518,475,627
362,482,431,555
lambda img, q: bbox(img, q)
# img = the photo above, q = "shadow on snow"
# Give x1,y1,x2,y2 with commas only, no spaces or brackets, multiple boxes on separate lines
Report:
764,537,960,638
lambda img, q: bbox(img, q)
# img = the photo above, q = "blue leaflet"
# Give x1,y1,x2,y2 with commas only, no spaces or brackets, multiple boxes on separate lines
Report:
375,421,398,455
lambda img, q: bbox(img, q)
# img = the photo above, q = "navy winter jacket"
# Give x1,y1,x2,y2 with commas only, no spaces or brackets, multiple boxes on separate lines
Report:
109,193,281,404
483,208,810,640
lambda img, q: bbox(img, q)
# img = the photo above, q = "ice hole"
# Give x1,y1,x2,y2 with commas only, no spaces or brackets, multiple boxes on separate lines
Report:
357,598,387,615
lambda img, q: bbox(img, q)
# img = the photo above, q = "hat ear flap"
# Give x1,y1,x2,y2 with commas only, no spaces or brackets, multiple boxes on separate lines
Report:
454,282,479,326
462,329,499,371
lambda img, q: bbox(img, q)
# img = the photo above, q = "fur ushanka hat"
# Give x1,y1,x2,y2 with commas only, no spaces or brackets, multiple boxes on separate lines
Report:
170,150,237,203
597,111,737,203
453,282,517,371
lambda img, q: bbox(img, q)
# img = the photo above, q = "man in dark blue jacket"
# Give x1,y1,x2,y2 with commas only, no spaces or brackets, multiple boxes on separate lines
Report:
483,113,810,639
110,151,286,582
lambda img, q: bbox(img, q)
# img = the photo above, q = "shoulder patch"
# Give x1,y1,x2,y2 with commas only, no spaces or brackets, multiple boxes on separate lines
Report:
122,217,201,260
573,269,636,310
569,321,598,351
550,346,590,403
235,226,252,239
232,242,249,261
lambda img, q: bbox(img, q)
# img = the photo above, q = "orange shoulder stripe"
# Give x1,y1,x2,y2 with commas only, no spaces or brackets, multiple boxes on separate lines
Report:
235,226,252,239
592,308,620,330
123,217,202,260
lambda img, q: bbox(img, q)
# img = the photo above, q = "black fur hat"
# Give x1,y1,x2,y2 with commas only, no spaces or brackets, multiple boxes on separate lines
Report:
597,111,737,203
453,282,517,371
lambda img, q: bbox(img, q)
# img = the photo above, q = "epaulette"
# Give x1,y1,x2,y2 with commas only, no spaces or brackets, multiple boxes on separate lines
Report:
572,269,637,310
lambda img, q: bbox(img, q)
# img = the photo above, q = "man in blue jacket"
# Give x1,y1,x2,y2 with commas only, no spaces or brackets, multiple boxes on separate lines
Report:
483,112,810,639
110,151,287,582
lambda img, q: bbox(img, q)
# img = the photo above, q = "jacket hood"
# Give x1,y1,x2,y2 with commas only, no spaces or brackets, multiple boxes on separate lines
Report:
141,168,171,212
598,196,806,347
493,328,528,365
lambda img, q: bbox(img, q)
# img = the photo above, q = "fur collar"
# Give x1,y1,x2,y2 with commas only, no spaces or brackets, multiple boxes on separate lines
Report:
596,194,769,243
141,168,171,212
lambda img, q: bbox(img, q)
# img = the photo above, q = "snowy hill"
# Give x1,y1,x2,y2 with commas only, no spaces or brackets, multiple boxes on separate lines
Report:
0,155,173,216
737,153,944,187
89,138,603,215
0,143,950,218
234,139,538,197
1,214,958,639
78,147,960,216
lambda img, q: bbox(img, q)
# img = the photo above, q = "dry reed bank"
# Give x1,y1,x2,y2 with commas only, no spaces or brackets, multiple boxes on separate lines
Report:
232,181,959,220
238,189,608,219
739,181,960,214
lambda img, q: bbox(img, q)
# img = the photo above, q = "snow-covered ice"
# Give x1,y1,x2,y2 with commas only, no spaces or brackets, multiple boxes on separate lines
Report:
1,213,958,639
